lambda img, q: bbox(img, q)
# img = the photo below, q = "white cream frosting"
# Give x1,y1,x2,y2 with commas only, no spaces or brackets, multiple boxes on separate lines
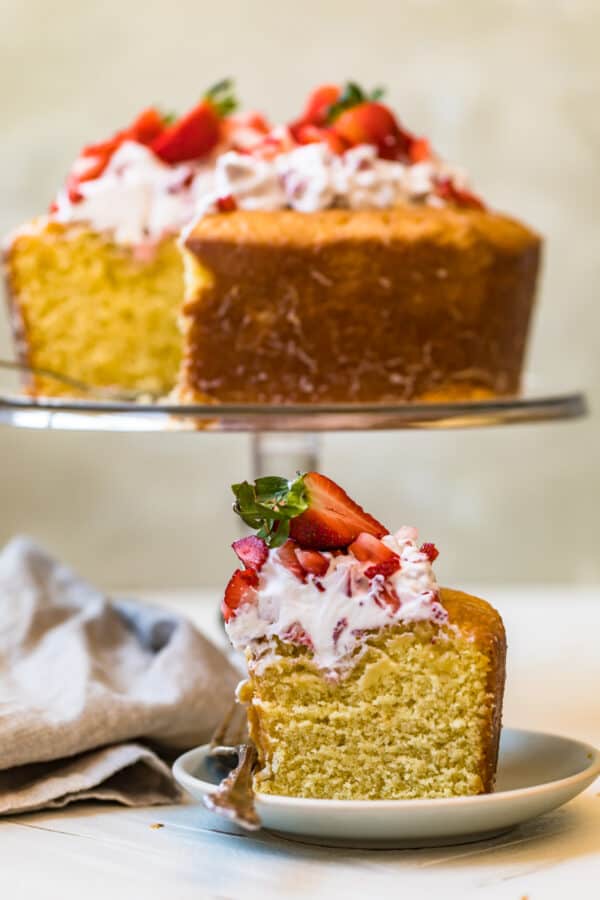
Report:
51,132,471,245
225,527,448,674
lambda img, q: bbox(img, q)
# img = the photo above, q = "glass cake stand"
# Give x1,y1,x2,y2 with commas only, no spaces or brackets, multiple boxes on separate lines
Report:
0,368,588,476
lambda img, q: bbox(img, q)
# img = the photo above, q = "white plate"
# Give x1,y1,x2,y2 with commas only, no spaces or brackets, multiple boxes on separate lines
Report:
173,727,600,848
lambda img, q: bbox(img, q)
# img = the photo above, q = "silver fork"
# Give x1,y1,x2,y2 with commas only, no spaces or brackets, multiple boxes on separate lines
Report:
204,700,260,831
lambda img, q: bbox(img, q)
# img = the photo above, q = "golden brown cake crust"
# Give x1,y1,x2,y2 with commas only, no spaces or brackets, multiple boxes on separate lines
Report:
440,587,507,791
181,205,541,404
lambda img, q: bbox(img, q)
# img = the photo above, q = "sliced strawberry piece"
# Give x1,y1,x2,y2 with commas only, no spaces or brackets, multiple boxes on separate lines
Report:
374,584,400,613
151,101,221,164
295,548,329,577
331,101,413,161
365,558,400,579
222,567,259,622
434,177,485,211
276,539,306,581
129,107,167,145
293,123,348,155
232,535,268,571
288,473,387,551
420,542,440,563
348,532,396,563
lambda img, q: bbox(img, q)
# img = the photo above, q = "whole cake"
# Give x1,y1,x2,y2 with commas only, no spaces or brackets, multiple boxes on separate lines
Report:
4,80,540,401
224,472,506,800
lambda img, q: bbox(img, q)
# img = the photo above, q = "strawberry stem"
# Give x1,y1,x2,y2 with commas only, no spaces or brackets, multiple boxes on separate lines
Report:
232,474,309,547
204,78,238,117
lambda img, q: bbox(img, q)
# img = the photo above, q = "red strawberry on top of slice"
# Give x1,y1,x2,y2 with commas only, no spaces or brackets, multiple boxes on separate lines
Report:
151,79,238,164
295,548,329,577
290,84,341,138
348,532,400,578
332,101,413,162
222,567,259,622
420,542,440,563
232,535,268,571
276,539,306,581
289,473,388,550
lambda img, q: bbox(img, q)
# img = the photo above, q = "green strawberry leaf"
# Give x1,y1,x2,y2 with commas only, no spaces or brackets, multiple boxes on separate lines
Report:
231,473,309,547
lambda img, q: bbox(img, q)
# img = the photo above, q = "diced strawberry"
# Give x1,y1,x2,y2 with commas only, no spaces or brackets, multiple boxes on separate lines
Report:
276,539,306,581
408,136,431,163
434,177,485,210
295,548,329,577
289,473,388,550
374,584,400,613
420,542,440,563
349,532,401,579
293,123,348,155
282,622,313,649
242,112,271,134
332,617,348,644
216,194,238,212
348,532,396,563
232,535,268,571
151,101,221,164
129,107,167,145
365,557,400,579
222,568,259,622
331,101,413,161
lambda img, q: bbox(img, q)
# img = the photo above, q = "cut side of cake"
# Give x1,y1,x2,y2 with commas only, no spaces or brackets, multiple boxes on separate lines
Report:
224,472,506,800
4,80,540,402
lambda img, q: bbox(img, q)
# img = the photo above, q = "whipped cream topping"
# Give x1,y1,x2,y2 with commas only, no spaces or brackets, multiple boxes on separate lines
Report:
225,527,448,674
52,134,471,245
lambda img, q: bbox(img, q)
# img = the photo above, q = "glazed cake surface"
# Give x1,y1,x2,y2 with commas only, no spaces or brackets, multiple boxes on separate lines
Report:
182,205,540,404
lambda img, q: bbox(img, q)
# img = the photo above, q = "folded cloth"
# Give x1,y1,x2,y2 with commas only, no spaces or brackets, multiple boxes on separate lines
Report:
0,537,239,815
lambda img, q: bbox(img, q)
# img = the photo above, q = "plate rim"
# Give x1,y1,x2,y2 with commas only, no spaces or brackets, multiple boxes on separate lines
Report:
173,726,600,811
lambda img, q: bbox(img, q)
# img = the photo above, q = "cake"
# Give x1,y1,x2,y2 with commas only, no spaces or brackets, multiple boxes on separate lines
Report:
3,80,541,402
224,472,506,800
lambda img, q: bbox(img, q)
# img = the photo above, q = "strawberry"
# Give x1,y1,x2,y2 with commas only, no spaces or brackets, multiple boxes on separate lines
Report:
222,567,258,622
332,101,413,161
348,532,400,578
420,542,440,563
293,84,341,130
434,177,485,211
408,136,432,163
374,584,400,613
289,473,387,550
232,535,268,571
151,79,238,164
295,548,329,577
232,472,387,551
276,539,306,581
216,194,238,212
293,123,348,155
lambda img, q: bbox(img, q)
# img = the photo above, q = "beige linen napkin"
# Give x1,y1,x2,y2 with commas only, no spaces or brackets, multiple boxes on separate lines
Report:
0,537,238,815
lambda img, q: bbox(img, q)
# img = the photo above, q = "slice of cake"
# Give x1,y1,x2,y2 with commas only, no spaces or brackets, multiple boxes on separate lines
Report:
223,472,506,800
4,80,540,401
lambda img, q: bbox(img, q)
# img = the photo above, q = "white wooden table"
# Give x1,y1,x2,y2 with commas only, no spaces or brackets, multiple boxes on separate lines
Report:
2,586,599,899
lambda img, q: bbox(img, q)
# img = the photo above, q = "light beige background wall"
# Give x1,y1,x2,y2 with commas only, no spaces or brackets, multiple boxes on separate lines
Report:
1,0,598,589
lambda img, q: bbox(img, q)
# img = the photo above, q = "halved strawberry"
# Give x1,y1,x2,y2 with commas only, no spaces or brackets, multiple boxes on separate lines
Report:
222,568,259,622
151,79,237,164
420,542,440,563
331,101,413,161
276,539,306,581
151,102,221,163
295,548,329,577
408,136,432,163
232,535,268,571
289,473,388,550
349,532,400,578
